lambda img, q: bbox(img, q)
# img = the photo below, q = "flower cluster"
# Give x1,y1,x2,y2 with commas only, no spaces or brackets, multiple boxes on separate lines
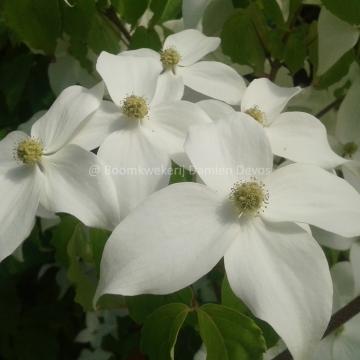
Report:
1,29,360,360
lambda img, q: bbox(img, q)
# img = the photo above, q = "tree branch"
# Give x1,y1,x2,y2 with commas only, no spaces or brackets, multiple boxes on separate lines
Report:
272,295,360,360
103,6,131,45
315,96,344,119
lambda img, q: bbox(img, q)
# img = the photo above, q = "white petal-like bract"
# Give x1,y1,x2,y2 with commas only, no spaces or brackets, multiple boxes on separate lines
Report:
224,218,332,360
31,84,104,153
95,182,238,302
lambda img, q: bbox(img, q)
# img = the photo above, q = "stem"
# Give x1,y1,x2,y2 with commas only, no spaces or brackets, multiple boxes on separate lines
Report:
315,97,344,119
103,6,131,46
325,296,360,336
268,60,282,81
267,4,301,81
272,295,360,360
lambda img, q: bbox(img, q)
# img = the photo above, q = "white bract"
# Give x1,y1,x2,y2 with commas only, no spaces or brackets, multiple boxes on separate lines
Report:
317,8,359,76
122,29,246,105
312,242,360,360
96,114,360,359
314,79,360,250
199,78,346,169
76,51,210,219
0,85,120,262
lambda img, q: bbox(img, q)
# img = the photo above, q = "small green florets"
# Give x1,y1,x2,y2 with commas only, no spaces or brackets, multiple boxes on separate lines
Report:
245,106,266,126
229,180,269,217
121,95,148,119
16,138,43,165
343,142,358,158
160,48,181,70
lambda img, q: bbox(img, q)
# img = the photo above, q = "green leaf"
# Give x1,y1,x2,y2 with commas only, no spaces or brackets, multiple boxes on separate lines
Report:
197,304,266,360
88,228,111,272
88,13,121,54
283,25,307,73
0,53,34,111
221,276,248,314
322,0,360,25
288,0,302,23
221,9,266,74
221,277,279,349
126,287,193,323
150,0,182,26
170,162,194,184
0,129,7,140
15,329,59,360
51,215,79,267
96,0,111,11
232,0,250,8
141,303,190,360
67,225,98,311
61,0,97,66
316,50,355,89
51,216,110,310
202,0,235,37
112,0,149,26
3,0,61,54
129,26,162,51
259,0,285,28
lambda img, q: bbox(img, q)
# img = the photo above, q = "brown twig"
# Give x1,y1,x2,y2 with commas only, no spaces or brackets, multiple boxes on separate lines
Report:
104,6,131,45
315,96,344,119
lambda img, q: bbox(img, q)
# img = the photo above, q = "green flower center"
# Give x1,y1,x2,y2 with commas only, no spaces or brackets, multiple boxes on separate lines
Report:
245,106,266,126
343,142,358,158
122,95,148,119
229,181,268,217
17,138,43,165
160,48,181,70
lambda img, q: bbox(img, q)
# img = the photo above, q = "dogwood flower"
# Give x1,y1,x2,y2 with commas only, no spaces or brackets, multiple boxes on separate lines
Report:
121,29,246,105
0,85,120,262
74,52,210,216
96,113,360,359
199,78,346,169
312,242,360,360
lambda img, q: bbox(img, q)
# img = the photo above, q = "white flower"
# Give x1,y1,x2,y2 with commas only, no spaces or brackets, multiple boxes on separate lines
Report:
95,113,360,359
309,78,360,251
199,78,346,169
0,85,120,262
317,8,359,76
76,51,210,218
122,29,246,105
312,242,360,360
